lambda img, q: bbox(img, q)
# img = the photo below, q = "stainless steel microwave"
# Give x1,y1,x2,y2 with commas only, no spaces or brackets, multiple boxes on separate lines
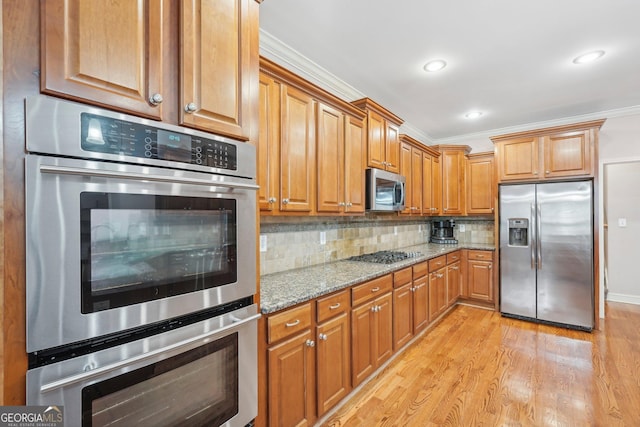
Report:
365,168,406,212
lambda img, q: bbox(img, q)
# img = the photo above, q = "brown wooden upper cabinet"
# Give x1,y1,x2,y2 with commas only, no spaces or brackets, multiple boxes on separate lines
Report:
41,0,259,141
352,98,404,174
433,145,471,216
492,120,606,183
466,152,495,215
399,135,440,216
259,58,366,216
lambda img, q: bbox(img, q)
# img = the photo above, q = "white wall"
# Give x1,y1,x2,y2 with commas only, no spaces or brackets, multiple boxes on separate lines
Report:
599,113,640,308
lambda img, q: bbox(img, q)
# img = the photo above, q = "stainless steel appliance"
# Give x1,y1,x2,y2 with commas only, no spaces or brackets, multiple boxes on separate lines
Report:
499,181,594,330
430,220,458,244
348,250,422,264
25,95,258,353
365,168,405,211
27,303,260,427
25,95,259,426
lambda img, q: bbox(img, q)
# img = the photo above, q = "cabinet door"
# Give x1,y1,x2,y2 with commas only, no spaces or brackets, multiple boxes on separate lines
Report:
431,156,442,215
317,313,351,416
411,147,424,214
181,0,256,140
467,154,495,214
351,301,375,386
441,150,465,215
468,260,494,302
543,131,592,178
413,276,429,333
422,152,433,215
375,293,394,367
280,85,315,212
385,123,401,173
447,261,461,306
258,73,280,212
316,103,345,213
428,270,446,321
393,284,413,351
366,110,386,170
344,115,366,213
41,0,167,119
399,142,413,215
268,330,316,427
497,137,540,182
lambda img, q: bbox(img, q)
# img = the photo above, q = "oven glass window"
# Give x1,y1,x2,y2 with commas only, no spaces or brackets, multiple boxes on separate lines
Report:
82,333,238,427
80,193,237,313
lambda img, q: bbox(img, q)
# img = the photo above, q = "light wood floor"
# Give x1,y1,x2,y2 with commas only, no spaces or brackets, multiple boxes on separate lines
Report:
321,302,640,427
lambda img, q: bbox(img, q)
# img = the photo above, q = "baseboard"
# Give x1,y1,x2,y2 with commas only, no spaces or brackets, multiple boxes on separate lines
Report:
606,292,640,305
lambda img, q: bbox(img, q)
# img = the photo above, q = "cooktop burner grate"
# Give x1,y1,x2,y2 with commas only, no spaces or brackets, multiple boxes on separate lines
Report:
348,250,422,264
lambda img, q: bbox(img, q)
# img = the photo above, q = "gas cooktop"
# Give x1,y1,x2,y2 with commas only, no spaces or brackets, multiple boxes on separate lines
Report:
348,250,422,264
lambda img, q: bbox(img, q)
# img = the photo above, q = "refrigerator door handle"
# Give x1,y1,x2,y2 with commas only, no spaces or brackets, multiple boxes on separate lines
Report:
537,203,542,270
531,203,536,269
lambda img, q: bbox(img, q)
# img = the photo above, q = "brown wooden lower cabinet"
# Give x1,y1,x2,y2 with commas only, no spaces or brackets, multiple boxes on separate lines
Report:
351,292,393,387
316,312,351,416
264,249,495,426
267,329,316,427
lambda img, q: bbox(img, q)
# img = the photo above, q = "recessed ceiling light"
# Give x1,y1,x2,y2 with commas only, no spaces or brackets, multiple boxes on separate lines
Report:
464,111,483,119
573,50,605,64
423,59,447,72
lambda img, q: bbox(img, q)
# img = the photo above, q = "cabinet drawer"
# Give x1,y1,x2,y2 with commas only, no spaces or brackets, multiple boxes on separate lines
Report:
352,274,392,307
412,261,428,280
317,290,349,323
267,303,312,344
393,267,412,288
428,256,447,272
468,250,493,261
447,250,461,264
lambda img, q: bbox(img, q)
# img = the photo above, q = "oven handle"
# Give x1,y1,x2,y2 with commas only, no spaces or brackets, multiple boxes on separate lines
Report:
39,312,262,394
39,164,260,191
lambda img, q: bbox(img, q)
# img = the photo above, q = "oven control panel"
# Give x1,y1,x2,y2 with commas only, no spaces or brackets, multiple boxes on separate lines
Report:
80,113,237,170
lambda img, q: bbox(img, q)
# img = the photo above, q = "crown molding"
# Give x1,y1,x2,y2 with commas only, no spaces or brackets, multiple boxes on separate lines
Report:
260,29,365,101
259,29,640,145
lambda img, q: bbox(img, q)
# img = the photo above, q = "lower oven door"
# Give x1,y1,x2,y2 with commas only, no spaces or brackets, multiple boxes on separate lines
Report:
26,154,257,353
27,304,260,427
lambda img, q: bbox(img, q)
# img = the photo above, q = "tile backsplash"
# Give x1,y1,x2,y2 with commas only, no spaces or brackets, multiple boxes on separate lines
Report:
259,216,494,276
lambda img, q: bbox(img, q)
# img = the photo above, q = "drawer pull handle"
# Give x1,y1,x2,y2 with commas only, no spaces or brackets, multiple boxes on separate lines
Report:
371,287,380,292
329,303,341,310
285,319,300,328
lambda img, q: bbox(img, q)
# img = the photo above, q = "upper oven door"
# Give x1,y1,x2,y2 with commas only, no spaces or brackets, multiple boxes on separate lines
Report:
26,154,257,353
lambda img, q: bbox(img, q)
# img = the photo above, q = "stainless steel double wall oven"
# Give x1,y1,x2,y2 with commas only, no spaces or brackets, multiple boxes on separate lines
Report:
25,95,259,427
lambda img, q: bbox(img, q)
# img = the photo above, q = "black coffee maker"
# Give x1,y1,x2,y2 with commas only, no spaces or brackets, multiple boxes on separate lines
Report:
430,220,458,244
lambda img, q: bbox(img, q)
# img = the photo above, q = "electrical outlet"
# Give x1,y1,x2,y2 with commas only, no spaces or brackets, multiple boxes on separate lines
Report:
394,226,398,235
459,224,466,232
259,234,268,252
618,218,627,228
320,231,326,245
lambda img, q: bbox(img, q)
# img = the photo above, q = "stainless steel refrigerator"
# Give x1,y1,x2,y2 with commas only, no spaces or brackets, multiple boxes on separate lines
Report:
499,181,594,330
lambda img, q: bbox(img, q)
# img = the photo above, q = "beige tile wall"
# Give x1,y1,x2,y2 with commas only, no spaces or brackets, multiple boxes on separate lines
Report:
259,218,494,276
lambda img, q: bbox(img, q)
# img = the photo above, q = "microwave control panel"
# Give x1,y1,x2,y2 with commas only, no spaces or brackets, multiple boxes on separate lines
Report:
80,113,238,171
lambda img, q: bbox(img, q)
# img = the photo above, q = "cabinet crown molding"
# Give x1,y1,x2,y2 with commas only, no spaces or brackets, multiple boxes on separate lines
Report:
432,144,472,155
490,119,606,143
399,134,440,157
351,98,404,126
260,56,366,119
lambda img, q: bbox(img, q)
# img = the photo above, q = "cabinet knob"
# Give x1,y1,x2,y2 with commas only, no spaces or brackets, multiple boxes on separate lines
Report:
282,198,289,205
305,339,315,347
318,333,327,341
149,93,163,106
268,197,277,203
347,202,353,207
443,208,448,212
338,202,346,207
545,170,550,174
488,265,492,269
534,170,538,175
184,102,197,113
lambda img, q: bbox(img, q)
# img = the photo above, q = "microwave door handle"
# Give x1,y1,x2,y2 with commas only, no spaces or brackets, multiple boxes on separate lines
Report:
38,164,260,191
397,181,405,207
38,312,262,394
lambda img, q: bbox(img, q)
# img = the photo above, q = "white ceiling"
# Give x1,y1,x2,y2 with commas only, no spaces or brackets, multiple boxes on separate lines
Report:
259,0,640,143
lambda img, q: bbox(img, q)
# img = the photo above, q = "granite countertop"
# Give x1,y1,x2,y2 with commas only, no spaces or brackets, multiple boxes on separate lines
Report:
260,243,495,314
